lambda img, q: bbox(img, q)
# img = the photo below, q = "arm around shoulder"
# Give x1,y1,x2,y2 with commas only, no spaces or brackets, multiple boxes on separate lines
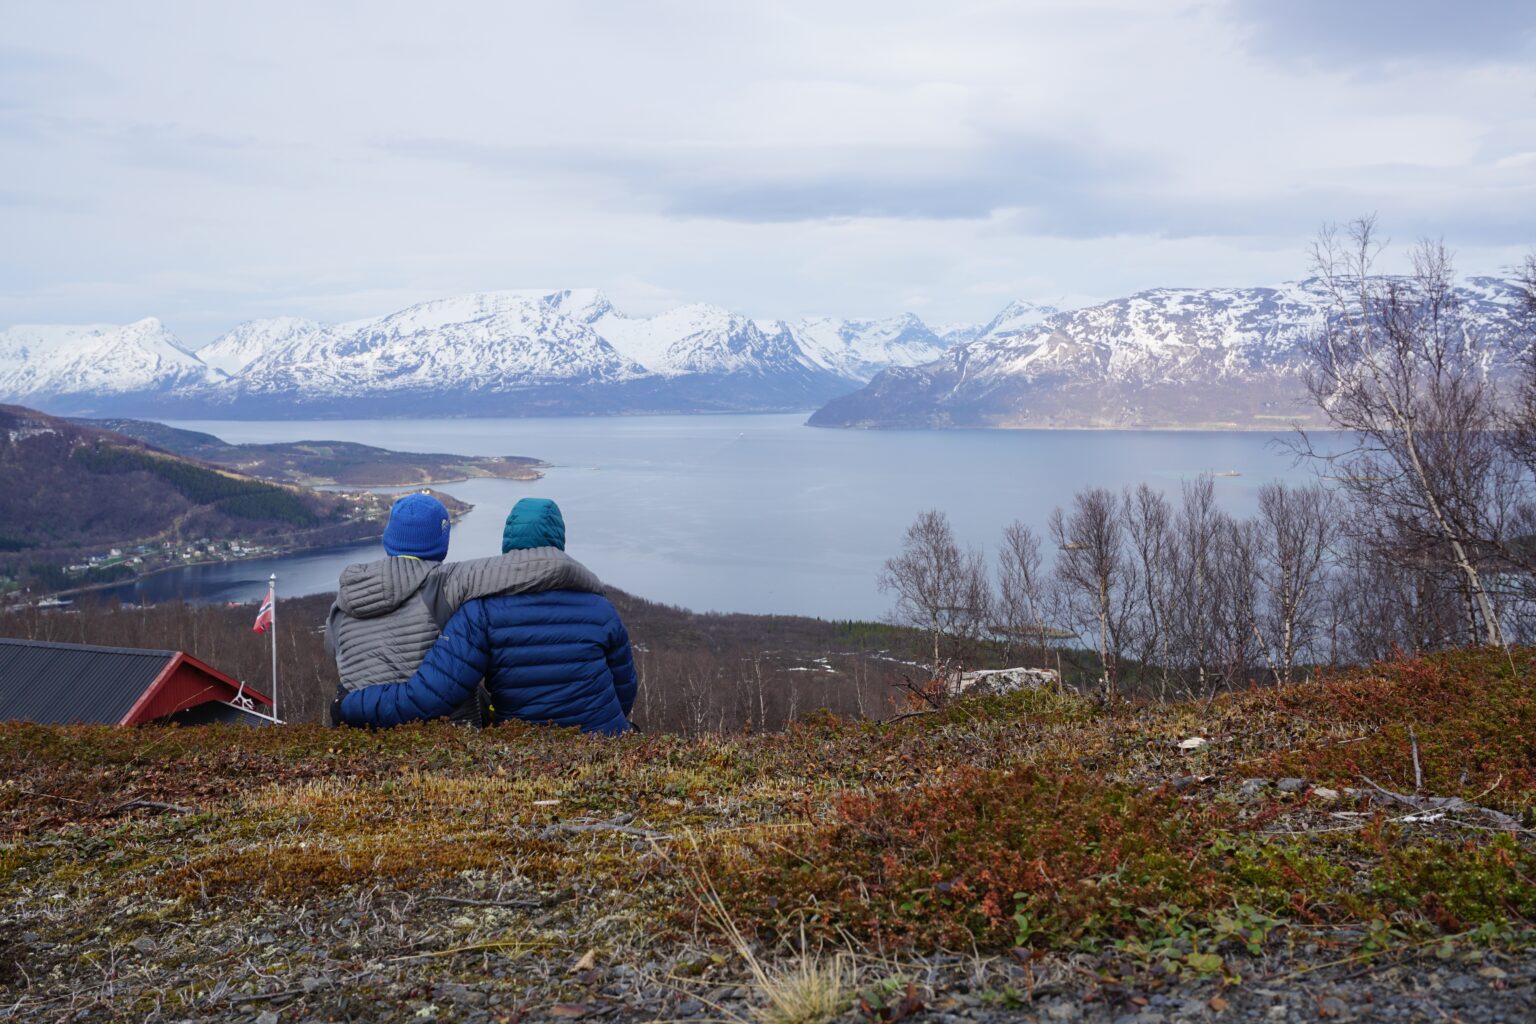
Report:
339,600,493,727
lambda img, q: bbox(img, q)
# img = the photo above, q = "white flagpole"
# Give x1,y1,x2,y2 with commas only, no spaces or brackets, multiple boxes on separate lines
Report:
269,573,280,724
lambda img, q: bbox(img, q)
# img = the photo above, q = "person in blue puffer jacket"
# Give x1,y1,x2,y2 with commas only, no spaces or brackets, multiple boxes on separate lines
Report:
339,498,638,735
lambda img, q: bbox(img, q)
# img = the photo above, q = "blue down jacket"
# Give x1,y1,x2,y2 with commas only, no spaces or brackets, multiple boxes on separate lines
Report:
339,590,637,735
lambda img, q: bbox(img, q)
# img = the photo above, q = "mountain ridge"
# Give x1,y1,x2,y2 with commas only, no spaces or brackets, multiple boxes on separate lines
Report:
808,276,1531,430
2,290,957,418
8,276,1525,425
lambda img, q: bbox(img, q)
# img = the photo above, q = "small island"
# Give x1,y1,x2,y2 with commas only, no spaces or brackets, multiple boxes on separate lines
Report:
83,418,545,487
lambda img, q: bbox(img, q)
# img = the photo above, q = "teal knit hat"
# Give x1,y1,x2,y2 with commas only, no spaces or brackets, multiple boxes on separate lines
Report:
502,498,566,552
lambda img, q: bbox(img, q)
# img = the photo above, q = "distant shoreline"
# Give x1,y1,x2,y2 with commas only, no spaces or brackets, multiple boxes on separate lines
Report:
41,536,376,604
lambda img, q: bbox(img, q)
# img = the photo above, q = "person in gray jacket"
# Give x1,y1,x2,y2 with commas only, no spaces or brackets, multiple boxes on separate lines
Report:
326,491,603,725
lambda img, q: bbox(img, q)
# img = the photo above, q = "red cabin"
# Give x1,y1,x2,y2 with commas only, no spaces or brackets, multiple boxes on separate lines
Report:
0,638,273,725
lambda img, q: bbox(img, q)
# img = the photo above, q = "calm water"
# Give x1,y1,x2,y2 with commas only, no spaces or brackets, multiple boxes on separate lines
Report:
106,415,1326,620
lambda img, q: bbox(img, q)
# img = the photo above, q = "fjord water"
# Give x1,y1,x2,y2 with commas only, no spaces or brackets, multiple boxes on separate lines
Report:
121,414,1324,620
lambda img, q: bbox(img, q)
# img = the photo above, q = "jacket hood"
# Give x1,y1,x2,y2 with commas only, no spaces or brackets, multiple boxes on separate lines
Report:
335,556,437,619
503,498,565,552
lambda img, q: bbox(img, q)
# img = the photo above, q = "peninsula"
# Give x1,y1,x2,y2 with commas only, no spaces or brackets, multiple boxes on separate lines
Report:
82,418,544,487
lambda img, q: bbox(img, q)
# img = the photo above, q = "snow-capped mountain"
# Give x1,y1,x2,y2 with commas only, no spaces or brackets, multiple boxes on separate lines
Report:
183,291,652,415
787,313,950,383
0,289,989,418
0,318,218,414
809,278,1530,430
197,317,320,376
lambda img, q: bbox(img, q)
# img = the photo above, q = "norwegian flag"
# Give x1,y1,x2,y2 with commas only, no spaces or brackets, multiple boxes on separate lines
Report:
252,584,275,633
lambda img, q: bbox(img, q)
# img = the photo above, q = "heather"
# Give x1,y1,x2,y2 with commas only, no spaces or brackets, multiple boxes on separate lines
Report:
2,649,1532,1021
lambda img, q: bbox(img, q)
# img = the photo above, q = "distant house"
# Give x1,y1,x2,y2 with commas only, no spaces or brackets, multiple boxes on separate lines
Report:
0,638,274,725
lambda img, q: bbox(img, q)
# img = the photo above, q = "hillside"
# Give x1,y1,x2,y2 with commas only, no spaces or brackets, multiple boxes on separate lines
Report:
1,650,1531,1022
0,406,408,594
82,418,544,487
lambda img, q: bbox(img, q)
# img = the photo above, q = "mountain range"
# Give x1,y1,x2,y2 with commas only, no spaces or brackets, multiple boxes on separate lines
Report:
2,278,1526,427
0,290,969,418
812,277,1530,429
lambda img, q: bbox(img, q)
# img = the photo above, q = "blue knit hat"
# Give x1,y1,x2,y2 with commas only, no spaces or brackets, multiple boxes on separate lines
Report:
383,492,451,561
502,498,565,552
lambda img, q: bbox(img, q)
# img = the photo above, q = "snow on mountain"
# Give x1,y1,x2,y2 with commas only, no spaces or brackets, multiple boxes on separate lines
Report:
216,291,648,402
932,322,985,347
0,289,1032,417
809,279,1531,430
197,317,321,376
589,303,823,379
788,313,950,382
0,318,217,411
975,300,1062,342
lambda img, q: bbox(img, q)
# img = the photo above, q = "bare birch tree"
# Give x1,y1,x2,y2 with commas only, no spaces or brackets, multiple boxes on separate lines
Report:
1300,218,1513,647
1256,482,1336,685
1122,483,1175,697
1050,487,1134,696
1167,476,1227,695
880,509,992,679
997,520,1052,667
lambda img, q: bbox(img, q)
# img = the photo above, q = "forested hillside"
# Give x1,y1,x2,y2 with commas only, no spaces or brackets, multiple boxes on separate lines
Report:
0,405,397,594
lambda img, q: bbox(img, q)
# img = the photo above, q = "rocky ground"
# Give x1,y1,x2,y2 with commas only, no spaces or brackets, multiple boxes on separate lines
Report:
2,649,1532,1023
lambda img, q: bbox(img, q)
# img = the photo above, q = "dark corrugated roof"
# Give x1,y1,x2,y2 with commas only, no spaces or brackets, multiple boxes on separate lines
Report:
0,637,176,724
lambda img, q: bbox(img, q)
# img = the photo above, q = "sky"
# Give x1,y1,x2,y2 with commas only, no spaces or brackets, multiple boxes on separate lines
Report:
2,0,1534,345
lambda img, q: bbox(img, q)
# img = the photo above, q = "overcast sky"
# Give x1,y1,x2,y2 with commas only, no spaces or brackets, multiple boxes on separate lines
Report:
2,0,1534,345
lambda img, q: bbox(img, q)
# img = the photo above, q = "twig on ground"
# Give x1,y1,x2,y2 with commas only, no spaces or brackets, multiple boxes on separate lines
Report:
1358,777,1523,831
545,822,674,840
105,799,195,816
1408,725,1423,792
422,895,548,909
17,789,88,805
226,987,306,1006
540,811,673,841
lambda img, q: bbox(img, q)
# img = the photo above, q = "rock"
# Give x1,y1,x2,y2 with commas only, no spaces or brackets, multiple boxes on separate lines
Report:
1311,786,1340,801
1045,1001,1082,1021
1476,965,1507,979
1238,779,1271,799
300,976,326,994
130,936,157,954
1317,995,1350,1019
675,999,704,1017
1445,974,1479,992
1177,736,1209,750
254,1012,280,1024
443,983,488,1008
1276,777,1309,794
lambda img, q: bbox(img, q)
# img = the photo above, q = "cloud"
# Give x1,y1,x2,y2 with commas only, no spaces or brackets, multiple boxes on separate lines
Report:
379,132,1131,224
0,1,1532,341
1228,0,1536,69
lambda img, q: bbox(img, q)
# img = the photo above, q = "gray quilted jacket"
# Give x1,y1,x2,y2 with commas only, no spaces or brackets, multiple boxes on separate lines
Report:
326,548,604,720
